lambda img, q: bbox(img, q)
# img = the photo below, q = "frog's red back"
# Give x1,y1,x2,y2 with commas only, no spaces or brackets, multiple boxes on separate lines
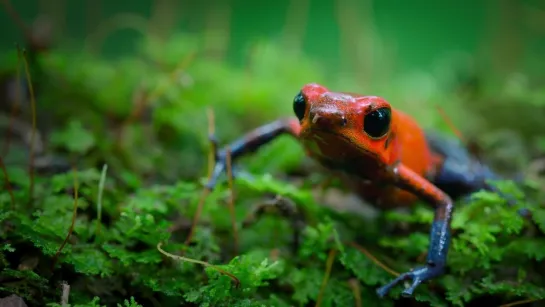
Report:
389,108,441,179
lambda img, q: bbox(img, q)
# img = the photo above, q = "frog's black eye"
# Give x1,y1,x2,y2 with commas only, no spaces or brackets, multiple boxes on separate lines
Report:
293,91,306,121
363,107,391,139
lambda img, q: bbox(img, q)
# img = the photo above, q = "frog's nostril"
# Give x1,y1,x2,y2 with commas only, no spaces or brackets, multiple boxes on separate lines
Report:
311,113,322,124
309,108,344,129
311,112,332,127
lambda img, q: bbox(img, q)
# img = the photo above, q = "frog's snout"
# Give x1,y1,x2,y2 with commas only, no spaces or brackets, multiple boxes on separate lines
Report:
309,107,347,130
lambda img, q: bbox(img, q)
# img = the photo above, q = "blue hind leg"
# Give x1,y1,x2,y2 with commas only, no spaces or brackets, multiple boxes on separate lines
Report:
425,131,530,218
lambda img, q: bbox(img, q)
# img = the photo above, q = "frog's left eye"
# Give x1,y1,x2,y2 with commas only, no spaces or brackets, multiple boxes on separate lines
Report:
363,107,391,139
293,91,306,121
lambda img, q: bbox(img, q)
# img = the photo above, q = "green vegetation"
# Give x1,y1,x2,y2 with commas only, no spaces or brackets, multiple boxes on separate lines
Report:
1,15,545,307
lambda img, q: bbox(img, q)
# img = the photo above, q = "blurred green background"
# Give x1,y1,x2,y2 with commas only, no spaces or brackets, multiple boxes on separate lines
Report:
2,0,545,183
2,1,545,306
3,0,545,76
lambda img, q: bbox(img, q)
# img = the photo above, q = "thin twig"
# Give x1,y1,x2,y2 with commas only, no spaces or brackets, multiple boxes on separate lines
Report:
157,242,240,287
347,241,399,276
184,108,218,246
21,49,37,204
0,156,15,210
184,188,211,246
51,167,79,271
435,104,466,144
347,279,362,307
315,249,337,307
225,146,239,255
499,298,541,307
95,164,108,242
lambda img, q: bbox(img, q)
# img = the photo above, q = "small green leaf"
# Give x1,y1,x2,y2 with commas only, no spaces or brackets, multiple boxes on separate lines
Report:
51,120,96,154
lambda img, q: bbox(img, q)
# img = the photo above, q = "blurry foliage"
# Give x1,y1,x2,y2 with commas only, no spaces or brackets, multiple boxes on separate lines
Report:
0,29,544,307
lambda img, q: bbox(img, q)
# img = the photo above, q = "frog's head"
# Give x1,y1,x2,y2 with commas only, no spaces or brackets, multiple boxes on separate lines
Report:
293,83,395,165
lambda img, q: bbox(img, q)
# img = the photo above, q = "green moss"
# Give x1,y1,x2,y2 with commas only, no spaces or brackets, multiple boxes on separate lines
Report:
1,32,544,307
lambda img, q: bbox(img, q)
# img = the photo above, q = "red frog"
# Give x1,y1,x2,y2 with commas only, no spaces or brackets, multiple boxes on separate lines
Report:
202,83,525,297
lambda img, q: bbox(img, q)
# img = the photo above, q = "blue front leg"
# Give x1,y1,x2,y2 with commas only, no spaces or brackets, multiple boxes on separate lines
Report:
376,164,454,297
377,220,450,297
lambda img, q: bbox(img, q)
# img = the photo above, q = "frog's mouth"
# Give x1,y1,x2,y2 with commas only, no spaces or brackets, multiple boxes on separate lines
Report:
311,129,353,147
301,127,381,161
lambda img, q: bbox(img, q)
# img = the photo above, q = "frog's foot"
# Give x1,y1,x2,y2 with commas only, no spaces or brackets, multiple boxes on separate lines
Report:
376,264,445,298
204,134,243,190
204,156,249,190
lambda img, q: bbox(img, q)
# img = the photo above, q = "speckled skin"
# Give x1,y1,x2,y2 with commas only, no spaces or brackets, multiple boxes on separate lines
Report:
205,83,517,298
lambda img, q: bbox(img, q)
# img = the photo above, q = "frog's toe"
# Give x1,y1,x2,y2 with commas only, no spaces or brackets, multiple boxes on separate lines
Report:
401,277,423,297
376,272,409,298
376,265,444,298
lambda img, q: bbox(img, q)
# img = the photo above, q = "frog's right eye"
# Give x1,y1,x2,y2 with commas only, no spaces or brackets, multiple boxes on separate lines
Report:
363,107,391,139
293,91,306,121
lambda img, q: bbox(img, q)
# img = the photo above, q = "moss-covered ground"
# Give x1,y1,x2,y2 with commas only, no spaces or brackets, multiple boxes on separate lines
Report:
1,30,545,307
